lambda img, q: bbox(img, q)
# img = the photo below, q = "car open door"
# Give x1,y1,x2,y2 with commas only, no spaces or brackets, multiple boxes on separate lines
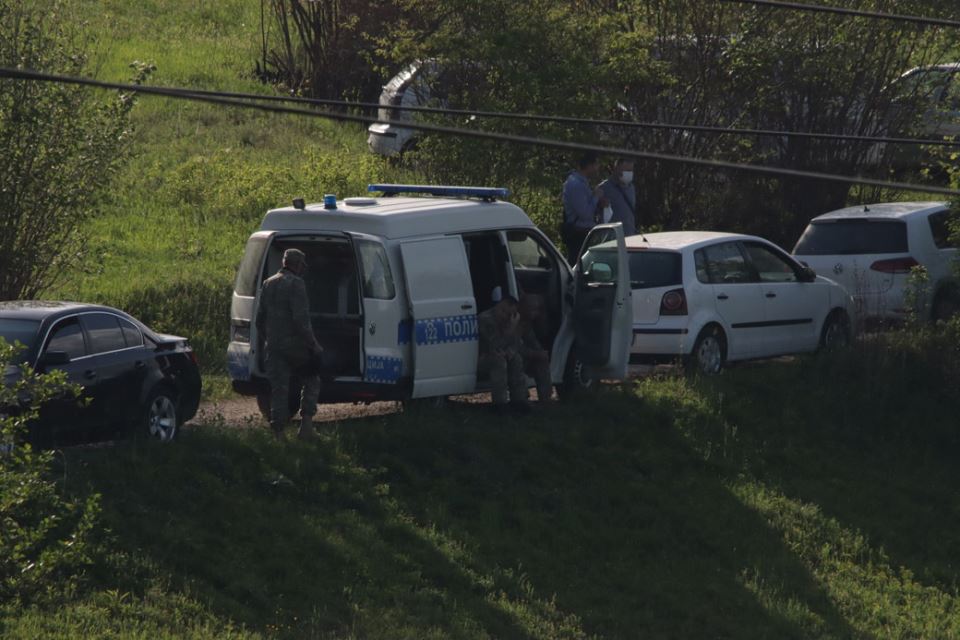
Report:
573,224,632,380
399,236,478,398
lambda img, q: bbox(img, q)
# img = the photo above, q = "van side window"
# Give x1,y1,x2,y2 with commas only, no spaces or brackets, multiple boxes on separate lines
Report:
357,240,396,300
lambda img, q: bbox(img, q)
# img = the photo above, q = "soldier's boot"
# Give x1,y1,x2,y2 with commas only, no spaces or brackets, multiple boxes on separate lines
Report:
297,416,317,441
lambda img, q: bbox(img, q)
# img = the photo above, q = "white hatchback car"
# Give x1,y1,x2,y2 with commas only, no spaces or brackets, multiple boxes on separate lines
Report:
627,232,855,374
793,202,959,323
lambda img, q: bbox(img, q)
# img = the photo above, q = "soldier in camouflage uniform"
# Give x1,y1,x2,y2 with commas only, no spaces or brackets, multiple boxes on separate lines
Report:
518,295,554,404
255,248,325,440
477,296,531,414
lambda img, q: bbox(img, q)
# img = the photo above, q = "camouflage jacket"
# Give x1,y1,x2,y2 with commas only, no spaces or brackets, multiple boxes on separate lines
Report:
255,268,318,357
478,308,522,357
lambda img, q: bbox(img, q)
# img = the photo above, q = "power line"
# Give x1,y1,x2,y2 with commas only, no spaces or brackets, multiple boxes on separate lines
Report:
2,66,958,198
717,0,960,29
90,74,960,149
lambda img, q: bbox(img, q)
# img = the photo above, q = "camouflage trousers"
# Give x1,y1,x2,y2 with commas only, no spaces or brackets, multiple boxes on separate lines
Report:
479,352,551,405
265,350,321,429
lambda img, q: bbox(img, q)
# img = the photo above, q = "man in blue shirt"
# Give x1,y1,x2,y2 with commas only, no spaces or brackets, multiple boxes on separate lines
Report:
598,158,637,237
561,152,608,264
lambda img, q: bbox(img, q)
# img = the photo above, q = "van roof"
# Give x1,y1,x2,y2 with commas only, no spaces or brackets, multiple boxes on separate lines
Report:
812,201,948,222
260,196,535,239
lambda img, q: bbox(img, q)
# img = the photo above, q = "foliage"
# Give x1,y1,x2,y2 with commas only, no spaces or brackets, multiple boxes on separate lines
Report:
388,0,958,246
0,340,99,607
258,0,408,100
0,0,147,300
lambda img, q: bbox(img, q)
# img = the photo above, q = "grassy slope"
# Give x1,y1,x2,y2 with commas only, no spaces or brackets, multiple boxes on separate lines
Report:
7,2,960,638
5,336,960,638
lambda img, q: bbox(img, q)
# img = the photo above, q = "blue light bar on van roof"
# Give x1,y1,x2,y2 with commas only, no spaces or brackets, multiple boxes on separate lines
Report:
367,184,510,200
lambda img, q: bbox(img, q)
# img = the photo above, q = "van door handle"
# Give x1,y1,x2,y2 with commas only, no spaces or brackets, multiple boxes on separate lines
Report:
461,303,474,310
765,292,777,299
717,294,729,301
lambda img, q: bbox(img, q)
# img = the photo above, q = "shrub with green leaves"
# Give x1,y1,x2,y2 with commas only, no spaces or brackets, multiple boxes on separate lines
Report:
0,340,100,606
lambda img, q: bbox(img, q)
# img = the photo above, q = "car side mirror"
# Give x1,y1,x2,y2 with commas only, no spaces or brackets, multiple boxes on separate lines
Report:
586,262,614,283
799,266,817,283
39,351,71,367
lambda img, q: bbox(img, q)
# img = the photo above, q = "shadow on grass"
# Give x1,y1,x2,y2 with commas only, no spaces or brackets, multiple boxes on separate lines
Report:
699,338,960,595
65,377,896,638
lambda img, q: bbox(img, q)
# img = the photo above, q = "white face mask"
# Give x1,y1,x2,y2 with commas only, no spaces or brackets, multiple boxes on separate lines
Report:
620,171,634,185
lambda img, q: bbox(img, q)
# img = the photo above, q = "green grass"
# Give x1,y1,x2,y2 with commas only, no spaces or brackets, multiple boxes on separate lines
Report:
4,328,960,639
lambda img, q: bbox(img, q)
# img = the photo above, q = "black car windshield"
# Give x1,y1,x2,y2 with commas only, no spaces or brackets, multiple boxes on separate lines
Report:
794,220,908,255
0,318,41,361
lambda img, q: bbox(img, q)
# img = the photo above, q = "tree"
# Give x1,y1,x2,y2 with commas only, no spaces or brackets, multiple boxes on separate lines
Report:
0,0,145,300
0,339,97,606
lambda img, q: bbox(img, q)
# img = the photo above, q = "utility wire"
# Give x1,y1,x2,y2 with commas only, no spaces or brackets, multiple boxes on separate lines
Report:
2,66,958,197
716,0,960,29
142,83,960,149
45,68,954,149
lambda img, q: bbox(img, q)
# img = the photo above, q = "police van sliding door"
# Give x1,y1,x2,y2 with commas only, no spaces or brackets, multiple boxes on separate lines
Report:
399,236,479,398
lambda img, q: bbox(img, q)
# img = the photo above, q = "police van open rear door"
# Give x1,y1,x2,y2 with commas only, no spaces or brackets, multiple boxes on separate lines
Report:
572,224,632,379
399,236,478,398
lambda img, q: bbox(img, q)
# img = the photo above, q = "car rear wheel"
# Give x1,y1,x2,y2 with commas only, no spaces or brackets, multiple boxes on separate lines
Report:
140,388,179,443
819,310,851,351
687,325,726,376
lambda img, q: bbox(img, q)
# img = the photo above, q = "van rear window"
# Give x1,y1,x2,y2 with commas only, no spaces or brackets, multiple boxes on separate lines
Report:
794,220,908,255
628,251,682,289
235,235,270,297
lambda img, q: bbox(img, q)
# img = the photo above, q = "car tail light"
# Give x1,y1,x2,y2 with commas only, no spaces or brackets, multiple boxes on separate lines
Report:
869,257,920,274
232,322,251,343
660,288,688,316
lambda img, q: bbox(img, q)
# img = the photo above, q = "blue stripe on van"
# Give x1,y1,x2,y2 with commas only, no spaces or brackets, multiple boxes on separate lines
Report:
414,314,479,346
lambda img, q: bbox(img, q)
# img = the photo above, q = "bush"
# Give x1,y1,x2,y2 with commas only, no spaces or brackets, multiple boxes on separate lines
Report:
0,341,100,606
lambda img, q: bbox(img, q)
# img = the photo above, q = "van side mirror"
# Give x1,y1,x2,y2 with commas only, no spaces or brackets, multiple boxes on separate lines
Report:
587,262,614,283
39,351,71,367
799,266,817,283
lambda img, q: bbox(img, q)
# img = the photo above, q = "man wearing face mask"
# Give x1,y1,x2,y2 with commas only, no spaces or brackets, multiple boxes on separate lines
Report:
598,158,637,237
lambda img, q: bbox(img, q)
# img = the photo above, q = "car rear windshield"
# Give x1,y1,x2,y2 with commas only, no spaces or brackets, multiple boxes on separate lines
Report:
794,220,908,255
0,318,40,354
628,251,682,289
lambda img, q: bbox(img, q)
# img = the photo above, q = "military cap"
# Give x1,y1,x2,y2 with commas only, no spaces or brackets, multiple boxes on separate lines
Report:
282,248,307,267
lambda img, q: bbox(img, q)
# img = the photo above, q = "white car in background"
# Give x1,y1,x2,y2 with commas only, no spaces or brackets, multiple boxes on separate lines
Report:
367,61,442,156
627,232,854,374
793,202,960,323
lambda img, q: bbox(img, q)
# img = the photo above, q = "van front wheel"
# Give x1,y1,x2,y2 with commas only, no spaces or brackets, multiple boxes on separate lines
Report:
556,352,597,402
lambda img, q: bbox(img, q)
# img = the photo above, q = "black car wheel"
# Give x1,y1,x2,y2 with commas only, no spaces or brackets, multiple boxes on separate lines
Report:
141,388,179,443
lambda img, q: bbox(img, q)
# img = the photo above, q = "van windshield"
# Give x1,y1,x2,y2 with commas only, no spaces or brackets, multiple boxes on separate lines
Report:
794,220,908,255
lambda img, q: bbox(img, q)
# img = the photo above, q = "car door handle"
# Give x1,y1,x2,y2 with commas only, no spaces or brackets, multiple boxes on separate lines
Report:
717,294,729,300
766,292,777,299
134,361,147,370
83,370,97,380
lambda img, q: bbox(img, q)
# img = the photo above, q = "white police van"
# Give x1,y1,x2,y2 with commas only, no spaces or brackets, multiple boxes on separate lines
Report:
227,185,632,413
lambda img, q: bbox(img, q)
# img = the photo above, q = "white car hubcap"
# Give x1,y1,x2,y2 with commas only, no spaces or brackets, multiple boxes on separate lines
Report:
698,336,722,374
148,396,177,442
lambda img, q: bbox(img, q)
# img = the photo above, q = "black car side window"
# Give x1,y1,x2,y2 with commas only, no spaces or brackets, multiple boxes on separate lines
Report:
119,318,144,348
46,318,87,359
82,314,127,354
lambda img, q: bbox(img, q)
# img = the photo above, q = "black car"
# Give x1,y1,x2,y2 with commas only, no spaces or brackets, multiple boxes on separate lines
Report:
0,302,201,447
